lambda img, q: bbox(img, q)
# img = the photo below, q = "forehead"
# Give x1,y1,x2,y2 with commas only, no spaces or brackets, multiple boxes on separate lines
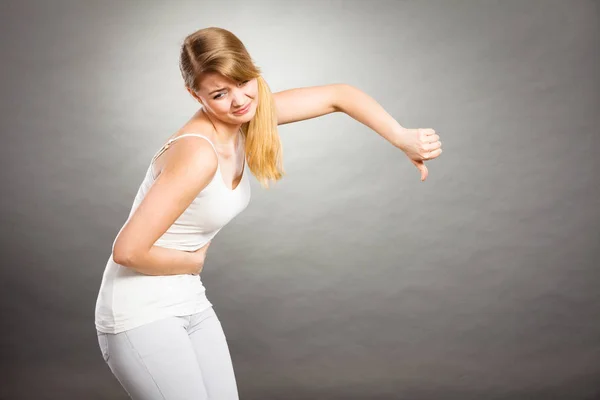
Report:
198,72,235,91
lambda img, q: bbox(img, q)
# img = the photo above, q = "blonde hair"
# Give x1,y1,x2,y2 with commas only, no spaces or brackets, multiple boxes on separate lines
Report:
179,27,285,189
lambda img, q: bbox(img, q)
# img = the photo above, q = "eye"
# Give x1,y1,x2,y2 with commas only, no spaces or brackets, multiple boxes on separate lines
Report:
213,92,225,100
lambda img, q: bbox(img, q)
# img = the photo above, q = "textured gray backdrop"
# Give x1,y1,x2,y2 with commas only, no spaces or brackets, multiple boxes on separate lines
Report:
1,0,599,399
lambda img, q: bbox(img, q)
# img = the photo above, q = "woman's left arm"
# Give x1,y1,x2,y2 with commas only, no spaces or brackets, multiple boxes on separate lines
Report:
273,84,442,181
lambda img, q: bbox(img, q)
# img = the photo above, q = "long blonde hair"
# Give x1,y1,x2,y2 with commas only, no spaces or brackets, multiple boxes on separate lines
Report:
179,27,284,189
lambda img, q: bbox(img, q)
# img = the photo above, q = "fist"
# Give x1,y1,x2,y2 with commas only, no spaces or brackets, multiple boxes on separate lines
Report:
395,128,442,182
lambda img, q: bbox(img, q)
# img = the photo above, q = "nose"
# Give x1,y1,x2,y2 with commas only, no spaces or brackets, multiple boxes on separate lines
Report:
232,88,246,107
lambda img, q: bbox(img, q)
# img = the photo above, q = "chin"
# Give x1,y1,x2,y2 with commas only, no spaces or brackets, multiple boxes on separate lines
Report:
239,112,256,123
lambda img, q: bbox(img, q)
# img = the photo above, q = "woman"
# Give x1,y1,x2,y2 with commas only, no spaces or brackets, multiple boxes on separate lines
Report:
95,26,442,400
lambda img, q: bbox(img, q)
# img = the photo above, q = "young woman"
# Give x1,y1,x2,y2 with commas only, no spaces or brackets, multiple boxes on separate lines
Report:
95,26,442,400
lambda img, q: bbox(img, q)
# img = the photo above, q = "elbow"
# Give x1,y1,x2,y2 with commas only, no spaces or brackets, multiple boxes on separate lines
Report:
112,251,131,267
332,84,353,113
112,242,140,267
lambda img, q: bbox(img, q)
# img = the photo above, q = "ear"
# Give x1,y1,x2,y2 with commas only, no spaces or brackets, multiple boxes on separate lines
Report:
186,86,203,105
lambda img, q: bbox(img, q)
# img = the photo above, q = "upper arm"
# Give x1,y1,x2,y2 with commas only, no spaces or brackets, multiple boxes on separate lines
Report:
273,84,346,125
112,139,218,264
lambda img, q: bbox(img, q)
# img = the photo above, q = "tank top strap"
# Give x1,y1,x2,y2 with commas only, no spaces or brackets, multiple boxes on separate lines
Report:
151,133,218,164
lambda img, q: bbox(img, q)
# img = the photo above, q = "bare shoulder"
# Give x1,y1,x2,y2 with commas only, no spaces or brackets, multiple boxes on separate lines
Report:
154,135,218,186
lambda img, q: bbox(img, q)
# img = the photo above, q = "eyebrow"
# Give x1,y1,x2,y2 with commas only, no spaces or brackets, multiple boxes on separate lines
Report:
208,87,226,95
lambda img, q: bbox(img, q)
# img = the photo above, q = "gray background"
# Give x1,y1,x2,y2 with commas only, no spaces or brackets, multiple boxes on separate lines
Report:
1,0,599,399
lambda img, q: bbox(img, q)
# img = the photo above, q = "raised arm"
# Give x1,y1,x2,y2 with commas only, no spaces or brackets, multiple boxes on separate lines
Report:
273,84,442,181
112,139,218,275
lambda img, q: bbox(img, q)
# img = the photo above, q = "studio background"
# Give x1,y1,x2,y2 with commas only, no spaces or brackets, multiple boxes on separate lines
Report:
1,0,598,399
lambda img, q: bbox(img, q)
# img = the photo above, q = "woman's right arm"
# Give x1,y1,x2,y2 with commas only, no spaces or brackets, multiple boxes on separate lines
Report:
112,139,218,276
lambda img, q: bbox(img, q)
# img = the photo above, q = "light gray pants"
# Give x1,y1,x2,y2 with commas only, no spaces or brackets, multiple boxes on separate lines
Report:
97,306,239,399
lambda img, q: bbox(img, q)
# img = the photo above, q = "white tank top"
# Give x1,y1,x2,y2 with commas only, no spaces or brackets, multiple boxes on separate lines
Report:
95,132,251,334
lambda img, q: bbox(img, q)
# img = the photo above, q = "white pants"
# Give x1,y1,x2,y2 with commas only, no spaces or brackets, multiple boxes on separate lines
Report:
97,306,239,399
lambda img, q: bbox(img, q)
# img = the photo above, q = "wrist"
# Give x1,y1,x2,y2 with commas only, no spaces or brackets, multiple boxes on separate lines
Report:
390,124,410,150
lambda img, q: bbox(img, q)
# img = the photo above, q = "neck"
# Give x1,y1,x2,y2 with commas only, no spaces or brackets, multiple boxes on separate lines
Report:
200,108,241,146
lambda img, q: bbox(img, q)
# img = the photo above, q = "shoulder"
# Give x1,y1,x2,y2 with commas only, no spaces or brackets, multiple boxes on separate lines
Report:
158,136,218,185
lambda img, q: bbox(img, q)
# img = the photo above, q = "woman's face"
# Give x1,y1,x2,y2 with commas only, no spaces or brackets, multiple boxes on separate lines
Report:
193,72,258,124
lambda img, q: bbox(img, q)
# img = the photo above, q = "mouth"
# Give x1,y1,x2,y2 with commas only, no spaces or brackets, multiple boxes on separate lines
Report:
233,102,251,116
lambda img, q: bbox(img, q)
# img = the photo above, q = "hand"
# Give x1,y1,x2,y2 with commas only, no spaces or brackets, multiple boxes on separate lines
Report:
394,128,442,182
189,240,212,275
